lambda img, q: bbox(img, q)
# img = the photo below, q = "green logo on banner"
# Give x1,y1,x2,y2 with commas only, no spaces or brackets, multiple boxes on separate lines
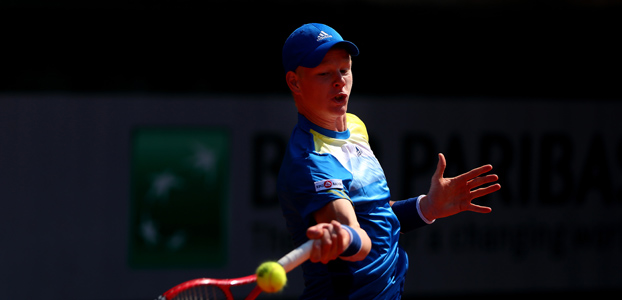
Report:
129,128,229,268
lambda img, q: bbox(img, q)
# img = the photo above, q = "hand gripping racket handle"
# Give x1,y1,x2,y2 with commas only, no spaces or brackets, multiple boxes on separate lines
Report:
277,239,313,273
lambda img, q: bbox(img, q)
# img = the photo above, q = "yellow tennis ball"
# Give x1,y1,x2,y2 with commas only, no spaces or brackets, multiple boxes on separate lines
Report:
256,261,287,293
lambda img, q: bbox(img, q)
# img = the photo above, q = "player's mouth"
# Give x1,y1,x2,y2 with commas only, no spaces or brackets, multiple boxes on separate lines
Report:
333,93,348,103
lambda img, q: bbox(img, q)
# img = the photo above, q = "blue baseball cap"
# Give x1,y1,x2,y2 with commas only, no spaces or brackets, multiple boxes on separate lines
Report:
282,23,359,73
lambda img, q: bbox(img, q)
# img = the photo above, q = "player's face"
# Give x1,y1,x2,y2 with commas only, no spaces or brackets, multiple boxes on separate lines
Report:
293,48,353,128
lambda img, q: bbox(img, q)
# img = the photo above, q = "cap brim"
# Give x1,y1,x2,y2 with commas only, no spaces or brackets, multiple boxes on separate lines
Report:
299,40,359,69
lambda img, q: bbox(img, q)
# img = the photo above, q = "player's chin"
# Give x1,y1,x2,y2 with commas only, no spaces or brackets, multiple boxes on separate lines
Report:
330,100,348,114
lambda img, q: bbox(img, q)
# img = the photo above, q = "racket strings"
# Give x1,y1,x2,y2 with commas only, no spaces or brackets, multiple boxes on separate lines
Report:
170,285,229,300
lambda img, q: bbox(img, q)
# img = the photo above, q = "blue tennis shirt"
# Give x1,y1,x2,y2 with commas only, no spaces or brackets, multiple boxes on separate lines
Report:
278,113,407,299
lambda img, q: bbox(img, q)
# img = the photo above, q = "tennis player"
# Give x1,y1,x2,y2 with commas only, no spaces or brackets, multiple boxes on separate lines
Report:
277,23,501,299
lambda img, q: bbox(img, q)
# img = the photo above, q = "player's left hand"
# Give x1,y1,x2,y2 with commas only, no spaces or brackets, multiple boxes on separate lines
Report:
420,153,501,220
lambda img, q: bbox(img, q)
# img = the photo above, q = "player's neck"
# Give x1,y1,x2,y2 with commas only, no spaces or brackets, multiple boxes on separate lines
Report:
333,115,347,132
300,111,347,132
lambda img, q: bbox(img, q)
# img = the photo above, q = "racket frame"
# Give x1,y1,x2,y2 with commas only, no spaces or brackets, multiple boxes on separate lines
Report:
157,240,313,300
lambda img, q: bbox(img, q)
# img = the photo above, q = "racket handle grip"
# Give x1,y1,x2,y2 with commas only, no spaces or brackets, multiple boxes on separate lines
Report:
277,239,313,273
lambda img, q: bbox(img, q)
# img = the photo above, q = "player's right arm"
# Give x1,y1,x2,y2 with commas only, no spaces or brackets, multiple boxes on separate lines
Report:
307,198,371,263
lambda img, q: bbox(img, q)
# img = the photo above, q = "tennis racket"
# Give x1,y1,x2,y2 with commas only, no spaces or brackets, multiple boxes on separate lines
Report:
156,239,313,300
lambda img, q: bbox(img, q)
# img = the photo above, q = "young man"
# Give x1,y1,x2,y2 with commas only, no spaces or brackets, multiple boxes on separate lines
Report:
277,23,501,299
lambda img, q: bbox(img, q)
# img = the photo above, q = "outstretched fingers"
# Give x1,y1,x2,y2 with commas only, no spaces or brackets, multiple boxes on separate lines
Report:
467,202,493,214
460,164,494,182
467,173,499,190
471,183,501,200
460,163,500,214
466,181,500,214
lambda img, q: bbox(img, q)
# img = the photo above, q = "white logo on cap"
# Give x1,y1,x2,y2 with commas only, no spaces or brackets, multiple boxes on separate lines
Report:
317,31,333,41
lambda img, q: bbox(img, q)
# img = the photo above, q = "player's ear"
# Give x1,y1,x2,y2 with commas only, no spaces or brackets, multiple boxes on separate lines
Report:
286,71,301,95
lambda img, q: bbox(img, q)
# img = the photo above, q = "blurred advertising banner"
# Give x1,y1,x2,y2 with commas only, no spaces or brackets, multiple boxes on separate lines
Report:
129,128,230,268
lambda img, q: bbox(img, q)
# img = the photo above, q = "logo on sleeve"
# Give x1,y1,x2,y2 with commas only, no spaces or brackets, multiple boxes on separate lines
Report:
314,179,344,192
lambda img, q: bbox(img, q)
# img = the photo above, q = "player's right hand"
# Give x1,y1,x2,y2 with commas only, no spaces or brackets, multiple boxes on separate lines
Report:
306,220,349,264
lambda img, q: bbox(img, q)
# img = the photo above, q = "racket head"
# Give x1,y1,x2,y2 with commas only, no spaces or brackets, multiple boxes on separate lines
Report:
158,275,258,300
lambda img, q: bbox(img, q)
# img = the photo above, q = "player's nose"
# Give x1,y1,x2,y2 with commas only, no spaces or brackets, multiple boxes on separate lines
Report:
333,73,346,88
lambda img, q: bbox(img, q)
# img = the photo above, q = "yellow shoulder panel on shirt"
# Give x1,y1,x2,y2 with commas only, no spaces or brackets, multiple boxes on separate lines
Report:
346,113,369,143
310,130,343,154
309,114,369,154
